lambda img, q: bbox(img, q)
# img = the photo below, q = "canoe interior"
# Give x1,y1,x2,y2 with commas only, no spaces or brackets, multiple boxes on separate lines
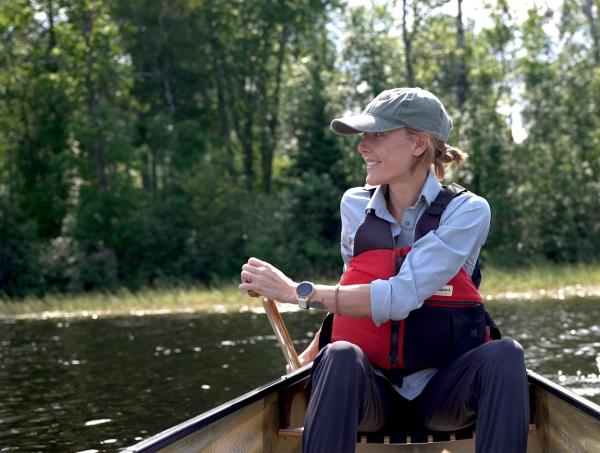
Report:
528,371,600,452
125,368,600,453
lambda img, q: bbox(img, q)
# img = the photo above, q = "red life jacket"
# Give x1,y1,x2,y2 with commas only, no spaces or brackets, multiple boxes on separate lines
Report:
329,185,496,370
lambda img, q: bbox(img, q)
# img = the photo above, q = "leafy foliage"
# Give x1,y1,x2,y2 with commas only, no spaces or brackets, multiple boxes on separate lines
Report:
1,0,599,297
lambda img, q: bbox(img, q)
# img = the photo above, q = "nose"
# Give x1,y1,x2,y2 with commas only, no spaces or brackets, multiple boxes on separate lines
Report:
357,134,368,154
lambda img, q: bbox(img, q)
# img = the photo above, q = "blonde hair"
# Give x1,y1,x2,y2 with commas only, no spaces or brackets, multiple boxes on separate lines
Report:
406,129,468,180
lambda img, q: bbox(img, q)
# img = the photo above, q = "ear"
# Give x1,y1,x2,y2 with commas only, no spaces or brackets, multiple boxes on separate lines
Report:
412,132,429,157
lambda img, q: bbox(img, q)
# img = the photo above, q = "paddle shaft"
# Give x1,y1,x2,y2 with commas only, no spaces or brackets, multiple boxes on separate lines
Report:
261,298,302,371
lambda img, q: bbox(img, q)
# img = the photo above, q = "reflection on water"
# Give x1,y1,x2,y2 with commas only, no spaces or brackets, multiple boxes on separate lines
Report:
491,298,600,400
1,297,599,452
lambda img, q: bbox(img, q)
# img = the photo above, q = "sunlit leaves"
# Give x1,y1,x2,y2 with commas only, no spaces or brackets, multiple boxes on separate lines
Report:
1,0,600,296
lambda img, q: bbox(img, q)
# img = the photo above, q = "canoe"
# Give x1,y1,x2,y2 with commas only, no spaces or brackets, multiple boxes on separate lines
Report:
124,367,600,453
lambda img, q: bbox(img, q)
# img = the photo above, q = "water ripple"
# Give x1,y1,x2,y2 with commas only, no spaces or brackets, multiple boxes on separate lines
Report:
1,298,599,452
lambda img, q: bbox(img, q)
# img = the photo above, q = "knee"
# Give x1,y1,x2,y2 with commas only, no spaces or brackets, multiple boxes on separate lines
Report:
322,340,364,363
317,341,366,372
480,338,526,376
488,338,525,363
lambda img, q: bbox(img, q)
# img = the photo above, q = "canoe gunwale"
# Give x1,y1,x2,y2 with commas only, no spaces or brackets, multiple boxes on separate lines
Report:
123,365,312,452
526,369,600,420
125,366,600,452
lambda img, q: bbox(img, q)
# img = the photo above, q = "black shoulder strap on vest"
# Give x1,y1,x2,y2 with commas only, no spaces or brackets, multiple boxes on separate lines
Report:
414,183,482,289
414,183,466,242
319,312,335,350
353,211,395,256
353,187,395,257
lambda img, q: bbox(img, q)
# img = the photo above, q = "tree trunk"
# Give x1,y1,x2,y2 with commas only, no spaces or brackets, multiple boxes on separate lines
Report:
583,0,600,65
260,25,288,193
157,8,176,116
161,63,176,116
456,0,468,109
238,72,259,191
205,9,237,178
241,123,254,190
402,0,416,86
141,151,150,190
151,146,158,191
46,0,57,58
82,12,108,191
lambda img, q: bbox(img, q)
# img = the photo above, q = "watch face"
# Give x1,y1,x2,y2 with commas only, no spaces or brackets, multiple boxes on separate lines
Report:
296,281,313,297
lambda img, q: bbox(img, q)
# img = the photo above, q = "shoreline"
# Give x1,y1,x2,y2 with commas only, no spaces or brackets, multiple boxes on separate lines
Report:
2,263,600,321
485,284,600,302
2,283,600,322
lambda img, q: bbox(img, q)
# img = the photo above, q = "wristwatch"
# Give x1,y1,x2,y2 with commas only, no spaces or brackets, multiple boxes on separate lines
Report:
296,281,315,309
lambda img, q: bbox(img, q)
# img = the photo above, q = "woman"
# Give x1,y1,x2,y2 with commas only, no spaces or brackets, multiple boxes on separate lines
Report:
239,88,529,453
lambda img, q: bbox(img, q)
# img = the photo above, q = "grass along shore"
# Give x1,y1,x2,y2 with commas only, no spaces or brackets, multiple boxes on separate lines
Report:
2,263,600,319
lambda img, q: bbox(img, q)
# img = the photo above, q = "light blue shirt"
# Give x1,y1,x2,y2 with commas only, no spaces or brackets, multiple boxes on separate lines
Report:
339,171,491,399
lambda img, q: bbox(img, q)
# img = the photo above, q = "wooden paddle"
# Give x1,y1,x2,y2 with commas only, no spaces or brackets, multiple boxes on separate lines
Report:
248,290,301,371
262,298,302,371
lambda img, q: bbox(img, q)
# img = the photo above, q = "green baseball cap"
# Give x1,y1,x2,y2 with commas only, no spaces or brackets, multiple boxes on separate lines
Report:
330,87,453,142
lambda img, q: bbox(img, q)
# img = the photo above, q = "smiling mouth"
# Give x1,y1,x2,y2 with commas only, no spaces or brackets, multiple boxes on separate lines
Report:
366,161,381,169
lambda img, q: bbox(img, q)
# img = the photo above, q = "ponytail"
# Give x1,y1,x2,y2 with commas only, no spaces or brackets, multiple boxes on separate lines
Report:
432,140,467,180
407,128,468,180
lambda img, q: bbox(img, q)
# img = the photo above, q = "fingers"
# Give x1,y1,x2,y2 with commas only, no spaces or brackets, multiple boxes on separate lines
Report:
240,269,254,282
239,279,260,297
242,260,269,274
239,265,256,295
239,257,288,302
247,256,266,266
241,258,274,284
239,269,258,296
241,265,260,277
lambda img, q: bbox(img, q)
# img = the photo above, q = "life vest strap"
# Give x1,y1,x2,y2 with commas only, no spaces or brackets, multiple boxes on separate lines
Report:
319,312,335,351
414,183,467,242
414,183,482,289
353,209,395,257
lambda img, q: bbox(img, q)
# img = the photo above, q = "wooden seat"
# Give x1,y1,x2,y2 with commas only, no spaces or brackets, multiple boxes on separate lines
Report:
280,424,536,445
356,425,477,445
276,376,536,446
276,379,480,445
279,426,476,444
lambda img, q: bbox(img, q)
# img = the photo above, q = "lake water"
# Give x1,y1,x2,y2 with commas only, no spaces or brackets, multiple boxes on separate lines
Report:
1,297,600,452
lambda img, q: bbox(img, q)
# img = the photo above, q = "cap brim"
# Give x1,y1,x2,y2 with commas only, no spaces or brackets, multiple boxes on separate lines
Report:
330,114,405,135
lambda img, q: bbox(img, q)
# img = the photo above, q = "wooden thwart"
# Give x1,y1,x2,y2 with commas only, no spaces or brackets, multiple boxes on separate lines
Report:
279,425,536,445
278,426,476,445
278,427,303,438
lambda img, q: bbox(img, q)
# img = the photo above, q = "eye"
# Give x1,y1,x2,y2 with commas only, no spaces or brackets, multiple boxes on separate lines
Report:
360,132,385,140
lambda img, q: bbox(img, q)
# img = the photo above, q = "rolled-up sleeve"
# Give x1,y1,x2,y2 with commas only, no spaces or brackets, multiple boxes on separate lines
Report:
370,195,491,326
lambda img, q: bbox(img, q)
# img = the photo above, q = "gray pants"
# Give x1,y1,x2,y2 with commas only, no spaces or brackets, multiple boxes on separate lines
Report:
302,339,529,453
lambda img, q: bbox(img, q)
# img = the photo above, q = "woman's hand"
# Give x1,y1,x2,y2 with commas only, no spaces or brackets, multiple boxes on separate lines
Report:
286,347,316,373
285,329,321,373
239,257,297,304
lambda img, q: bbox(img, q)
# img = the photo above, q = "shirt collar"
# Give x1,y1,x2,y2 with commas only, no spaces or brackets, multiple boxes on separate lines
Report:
420,171,443,207
364,171,442,216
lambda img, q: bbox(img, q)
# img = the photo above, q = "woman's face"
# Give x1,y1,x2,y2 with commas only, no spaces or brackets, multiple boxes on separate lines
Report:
357,128,423,186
